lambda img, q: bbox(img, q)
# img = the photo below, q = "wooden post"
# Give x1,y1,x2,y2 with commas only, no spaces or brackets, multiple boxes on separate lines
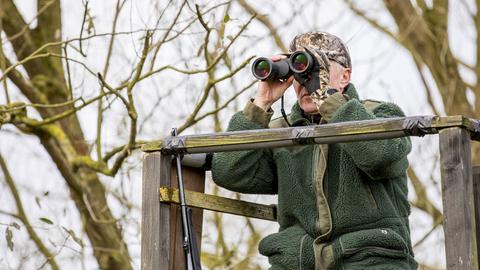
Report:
142,152,172,270
472,165,480,265
439,127,478,270
141,152,205,270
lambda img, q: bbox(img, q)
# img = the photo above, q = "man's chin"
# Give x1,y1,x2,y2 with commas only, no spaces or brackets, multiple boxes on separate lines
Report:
301,104,318,114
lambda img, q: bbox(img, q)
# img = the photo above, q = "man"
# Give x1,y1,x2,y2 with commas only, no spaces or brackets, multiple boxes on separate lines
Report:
212,32,417,269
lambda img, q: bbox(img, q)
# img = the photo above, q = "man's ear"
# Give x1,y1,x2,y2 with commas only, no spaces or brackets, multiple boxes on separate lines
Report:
340,68,351,89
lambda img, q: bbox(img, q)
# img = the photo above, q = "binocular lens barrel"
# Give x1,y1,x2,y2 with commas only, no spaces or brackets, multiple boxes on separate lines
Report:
252,57,292,81
252,51,314,81
253,59,271,79
290,51,313,74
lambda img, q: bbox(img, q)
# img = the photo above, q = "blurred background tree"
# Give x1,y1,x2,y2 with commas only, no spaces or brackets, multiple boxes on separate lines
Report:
0,0,476,269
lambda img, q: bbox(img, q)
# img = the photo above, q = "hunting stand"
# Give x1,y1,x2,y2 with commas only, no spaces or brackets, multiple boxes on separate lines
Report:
141,115,480,270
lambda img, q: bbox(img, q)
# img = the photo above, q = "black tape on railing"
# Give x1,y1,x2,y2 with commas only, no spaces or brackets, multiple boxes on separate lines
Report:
470,119,480,141
403,116,437,137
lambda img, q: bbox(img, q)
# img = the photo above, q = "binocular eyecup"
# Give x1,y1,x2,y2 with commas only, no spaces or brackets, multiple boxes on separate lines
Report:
251,51,315,81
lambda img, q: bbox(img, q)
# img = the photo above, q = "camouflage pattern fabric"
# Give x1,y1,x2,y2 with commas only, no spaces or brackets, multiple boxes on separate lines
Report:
289,31,351,69
289,32,351,112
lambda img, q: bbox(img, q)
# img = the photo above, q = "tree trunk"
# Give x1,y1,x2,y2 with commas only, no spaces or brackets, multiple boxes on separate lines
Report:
1,1,132,268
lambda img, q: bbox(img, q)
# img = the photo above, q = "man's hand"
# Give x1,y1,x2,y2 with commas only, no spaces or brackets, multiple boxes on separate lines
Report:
253,55,294,111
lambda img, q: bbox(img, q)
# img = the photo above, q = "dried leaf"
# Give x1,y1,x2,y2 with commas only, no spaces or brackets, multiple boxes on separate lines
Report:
39,217,54,225
5,227,13,251
35,196,42,209
10,222,20,230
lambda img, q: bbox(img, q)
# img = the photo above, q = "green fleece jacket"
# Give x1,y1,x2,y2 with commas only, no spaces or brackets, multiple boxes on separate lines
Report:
212,84,417,270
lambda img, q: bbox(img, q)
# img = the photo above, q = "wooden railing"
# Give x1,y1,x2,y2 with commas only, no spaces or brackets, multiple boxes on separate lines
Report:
141,115,480,270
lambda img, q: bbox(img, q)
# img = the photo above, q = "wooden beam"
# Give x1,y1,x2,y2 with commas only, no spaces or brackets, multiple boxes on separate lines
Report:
142,115,480,153
439,128,478,270
142,152,172,270
159,186,277,221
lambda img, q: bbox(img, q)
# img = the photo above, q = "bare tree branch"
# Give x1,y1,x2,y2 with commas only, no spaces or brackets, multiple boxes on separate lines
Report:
344,0,399,42
0,153,60,270
96,0,127,160
177,56,254,134
237,0,287,52
474,0,480,110
0,0,36,59
138,14,256,82
148,0,188,72
408,167,442,224
413,59,441,115
72,32,151,177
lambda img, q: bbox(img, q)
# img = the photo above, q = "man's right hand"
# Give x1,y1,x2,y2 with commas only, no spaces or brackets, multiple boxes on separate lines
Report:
253,55,294,111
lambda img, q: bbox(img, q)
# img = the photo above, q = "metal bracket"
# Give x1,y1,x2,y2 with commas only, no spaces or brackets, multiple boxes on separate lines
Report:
161,135,188,155
469,119,480,141
403,116,436,137
292,127,315,144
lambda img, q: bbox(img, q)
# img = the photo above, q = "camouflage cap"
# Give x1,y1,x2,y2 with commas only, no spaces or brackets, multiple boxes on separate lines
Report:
289,31,352,69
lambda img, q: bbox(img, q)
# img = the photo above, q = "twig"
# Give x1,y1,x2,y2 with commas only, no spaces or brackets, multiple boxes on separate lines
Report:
79,0,89,57
237,0,286,51
82,194,115,224
0,154,60,270
63,42,74,100
22,92,102,126
191,80,255,129
137,14,256,82
0,53,50,82
3,0,55,45
0,210,20,219
102,141,146,162
149,0,188,72
413,59,441,115
106,31,151,176
97,73,129,108
344,0,399,42
408,167,442,223
413,218,442,248
0,7,10,104
74,32,151,177
97,0,126,161
177,56,254,133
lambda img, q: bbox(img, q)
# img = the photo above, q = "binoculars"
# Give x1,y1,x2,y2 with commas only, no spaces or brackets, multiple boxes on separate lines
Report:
251,50,315,81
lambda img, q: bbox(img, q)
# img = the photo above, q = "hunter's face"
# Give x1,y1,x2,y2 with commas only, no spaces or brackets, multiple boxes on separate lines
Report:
294,60,351,114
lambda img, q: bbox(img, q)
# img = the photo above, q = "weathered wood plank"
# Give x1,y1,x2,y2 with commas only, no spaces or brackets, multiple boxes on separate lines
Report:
472,165,480,265
142,115,480,153
159,186,277,221
439,128,478,270
142,153,205,270
142,152,172,270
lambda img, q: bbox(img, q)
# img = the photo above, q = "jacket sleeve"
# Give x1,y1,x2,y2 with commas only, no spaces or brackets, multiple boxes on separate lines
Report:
320,94,412,180
211,100,278,194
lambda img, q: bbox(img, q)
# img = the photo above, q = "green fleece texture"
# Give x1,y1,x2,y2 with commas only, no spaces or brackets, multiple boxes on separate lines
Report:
317,92,348,122
259,225,315,269
212,84,417,269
